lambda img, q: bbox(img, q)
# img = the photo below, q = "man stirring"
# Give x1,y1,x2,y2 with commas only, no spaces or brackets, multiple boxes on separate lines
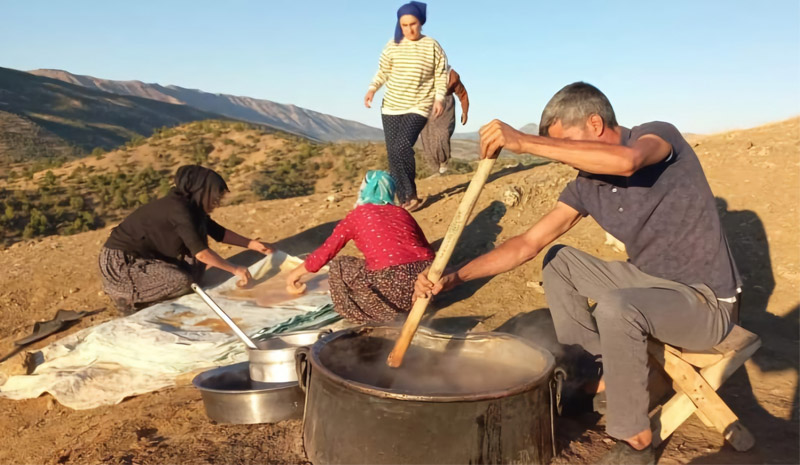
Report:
415,82,740,464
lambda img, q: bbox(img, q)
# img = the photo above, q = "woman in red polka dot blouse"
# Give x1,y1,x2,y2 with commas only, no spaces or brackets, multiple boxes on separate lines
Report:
286,170,434,323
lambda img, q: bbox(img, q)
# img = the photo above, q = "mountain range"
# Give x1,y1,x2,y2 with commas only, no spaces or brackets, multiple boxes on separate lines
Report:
452,122,540,140
0,66,222,158
30,69,384,142
1,65,540,163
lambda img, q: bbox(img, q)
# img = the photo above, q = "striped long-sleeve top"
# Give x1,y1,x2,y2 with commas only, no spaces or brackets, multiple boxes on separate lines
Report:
369,36,448,118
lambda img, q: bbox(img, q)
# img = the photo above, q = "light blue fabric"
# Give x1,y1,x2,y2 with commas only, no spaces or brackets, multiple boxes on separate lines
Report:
252,303,340,338
356,170,397,206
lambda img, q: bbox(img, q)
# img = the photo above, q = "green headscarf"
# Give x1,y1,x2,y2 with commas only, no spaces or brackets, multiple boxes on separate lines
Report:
356,170,397,206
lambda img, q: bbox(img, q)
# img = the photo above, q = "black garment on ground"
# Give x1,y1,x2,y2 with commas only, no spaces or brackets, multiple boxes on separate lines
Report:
558,121,741,298
104,190,226,264
382,113,428,203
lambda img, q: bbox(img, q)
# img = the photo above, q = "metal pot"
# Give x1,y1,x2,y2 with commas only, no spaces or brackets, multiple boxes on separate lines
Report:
193,362,303,424
296,326,556,465
249,330,327,384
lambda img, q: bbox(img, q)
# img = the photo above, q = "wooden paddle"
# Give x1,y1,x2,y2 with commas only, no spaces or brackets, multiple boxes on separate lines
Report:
387,157,497,367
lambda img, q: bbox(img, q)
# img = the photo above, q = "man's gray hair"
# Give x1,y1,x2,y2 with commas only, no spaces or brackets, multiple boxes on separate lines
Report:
539,82,618,136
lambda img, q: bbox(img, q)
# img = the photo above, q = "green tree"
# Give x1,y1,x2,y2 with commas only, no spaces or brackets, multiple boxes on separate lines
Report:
91,147,106,160
69,196,85,210
23,208,49,238
40,170,57,188
158,177,172,197
111,191,126,209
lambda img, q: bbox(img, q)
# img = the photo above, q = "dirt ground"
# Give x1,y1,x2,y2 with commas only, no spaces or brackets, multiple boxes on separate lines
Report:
0,118,797,464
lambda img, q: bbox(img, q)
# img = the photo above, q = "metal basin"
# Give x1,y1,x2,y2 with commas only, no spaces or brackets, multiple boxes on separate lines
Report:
193,362,303,424
249,330,326,384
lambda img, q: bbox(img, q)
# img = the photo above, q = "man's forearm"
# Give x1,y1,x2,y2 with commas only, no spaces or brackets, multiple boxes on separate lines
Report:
518,135,637,176
455,234,543,283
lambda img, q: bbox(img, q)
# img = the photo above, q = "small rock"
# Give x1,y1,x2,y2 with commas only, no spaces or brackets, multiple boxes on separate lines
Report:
97,291,104,296
526,281,545,294
602,438,614,445
69,288,79,294
326,194,341,203
502,186,523,207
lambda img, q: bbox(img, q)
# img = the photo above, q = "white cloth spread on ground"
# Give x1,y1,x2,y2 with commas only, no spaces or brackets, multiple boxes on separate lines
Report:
0,251,333,410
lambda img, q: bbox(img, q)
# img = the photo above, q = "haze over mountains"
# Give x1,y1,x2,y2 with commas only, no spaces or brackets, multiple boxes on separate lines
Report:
452,122,540,140
1,65,541,163
0,66,222,158
30,69,384,142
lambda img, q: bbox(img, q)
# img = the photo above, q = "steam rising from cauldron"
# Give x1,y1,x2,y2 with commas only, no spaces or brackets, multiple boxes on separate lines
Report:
318,328,548,396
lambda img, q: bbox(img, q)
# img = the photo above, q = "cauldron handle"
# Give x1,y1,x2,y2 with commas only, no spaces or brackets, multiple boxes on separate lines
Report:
549,368,567,457
295,346,311,393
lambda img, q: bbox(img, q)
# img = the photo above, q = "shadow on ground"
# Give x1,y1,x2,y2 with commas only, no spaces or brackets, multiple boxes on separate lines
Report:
423,201,508,315
422,160,549,211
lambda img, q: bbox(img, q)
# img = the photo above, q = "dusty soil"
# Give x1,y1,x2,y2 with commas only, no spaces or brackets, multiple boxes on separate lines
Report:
0,118,798,464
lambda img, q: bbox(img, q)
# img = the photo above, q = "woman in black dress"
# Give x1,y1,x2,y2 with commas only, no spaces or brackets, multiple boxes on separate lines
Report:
98,165,272,314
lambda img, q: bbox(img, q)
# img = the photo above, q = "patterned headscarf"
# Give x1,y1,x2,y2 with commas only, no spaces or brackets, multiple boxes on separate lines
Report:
394,1,427,43
356,170,397,206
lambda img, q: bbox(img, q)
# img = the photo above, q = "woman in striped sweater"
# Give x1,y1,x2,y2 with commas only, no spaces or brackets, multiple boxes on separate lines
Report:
364,1,449,212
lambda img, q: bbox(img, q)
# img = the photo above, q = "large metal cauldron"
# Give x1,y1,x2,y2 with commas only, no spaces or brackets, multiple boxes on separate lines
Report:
296,326,556,465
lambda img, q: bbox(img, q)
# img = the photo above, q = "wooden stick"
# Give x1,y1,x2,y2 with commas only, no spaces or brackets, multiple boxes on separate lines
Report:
387,157,497,367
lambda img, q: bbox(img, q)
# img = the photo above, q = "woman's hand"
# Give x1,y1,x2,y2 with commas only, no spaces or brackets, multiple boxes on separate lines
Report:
431,100,444,118
364,89,376,108
286,264,308,295
248,239,273,255
234,266,253,288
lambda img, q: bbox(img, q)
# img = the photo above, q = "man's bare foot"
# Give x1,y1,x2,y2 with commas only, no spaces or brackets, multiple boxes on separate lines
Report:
583,377,605,394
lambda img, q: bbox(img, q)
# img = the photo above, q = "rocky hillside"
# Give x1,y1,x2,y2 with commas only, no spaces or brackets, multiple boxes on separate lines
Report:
0,119,477,246
30,69,384,142
0,111,76,165
0,67,223,153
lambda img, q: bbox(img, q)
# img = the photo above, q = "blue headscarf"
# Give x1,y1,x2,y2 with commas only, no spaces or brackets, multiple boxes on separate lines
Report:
356,170,397,206
394,1,427,43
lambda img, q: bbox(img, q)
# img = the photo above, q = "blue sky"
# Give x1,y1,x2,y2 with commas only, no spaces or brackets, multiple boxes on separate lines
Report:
2,0,798,134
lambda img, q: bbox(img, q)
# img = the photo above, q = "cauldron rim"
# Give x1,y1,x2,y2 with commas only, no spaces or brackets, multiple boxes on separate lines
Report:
306,325,555,403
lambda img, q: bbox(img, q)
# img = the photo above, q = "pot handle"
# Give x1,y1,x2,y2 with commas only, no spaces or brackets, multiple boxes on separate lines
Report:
295,346,311,393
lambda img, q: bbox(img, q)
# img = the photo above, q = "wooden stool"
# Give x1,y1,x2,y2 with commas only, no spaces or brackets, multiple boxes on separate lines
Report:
647,325,761,451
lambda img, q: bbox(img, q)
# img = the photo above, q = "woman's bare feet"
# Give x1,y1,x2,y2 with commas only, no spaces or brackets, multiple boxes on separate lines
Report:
404,197,425,212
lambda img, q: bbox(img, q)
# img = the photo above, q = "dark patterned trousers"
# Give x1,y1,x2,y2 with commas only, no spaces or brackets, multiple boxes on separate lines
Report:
419,95,456,170
98,247,203,314
328,255,433,324
382,113,428,204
